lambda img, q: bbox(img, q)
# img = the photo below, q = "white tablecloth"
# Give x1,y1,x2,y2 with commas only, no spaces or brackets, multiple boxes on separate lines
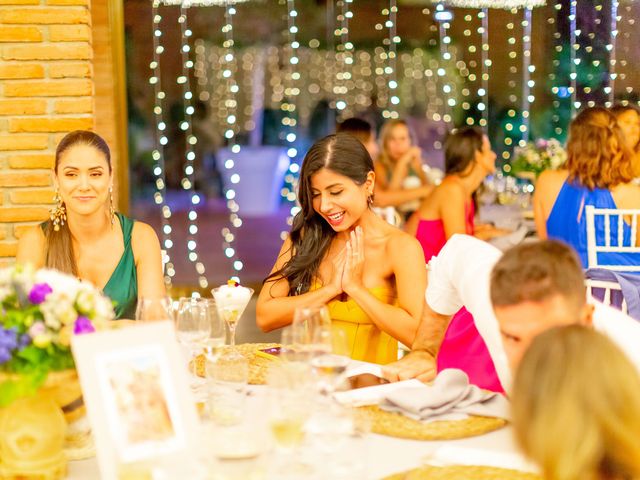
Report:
67,383,537,479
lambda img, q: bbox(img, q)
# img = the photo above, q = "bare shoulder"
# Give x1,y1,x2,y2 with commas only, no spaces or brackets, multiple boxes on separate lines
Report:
613,182,640,208
131,221,161,251
16,225,46,266
386,227,423,260
537,169,568,190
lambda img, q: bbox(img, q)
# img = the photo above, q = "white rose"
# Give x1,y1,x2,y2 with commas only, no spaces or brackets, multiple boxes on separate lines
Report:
75,288,96,315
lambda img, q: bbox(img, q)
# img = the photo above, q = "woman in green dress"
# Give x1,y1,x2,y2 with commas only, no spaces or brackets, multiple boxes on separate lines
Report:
16,131,166,319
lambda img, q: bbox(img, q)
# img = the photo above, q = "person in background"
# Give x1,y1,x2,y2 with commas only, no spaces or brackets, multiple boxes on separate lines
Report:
534,107,640,267
337,117,433,212
405,127,505,260
611,104,640,178
256,134,426,364
512,325,640,480
16,131,166,319
403,127,508,392
383,235,640,393
375,119,433,217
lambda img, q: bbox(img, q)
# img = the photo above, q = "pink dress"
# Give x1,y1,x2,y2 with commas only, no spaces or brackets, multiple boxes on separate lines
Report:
415,201,504,393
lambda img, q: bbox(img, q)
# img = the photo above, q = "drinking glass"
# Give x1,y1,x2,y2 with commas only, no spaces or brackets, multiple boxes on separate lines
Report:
310,329,350,395
135,296,173,322
175,298,211,357
206,351,249,426
211,286,254,348
197,298,225,357
291,305,332,361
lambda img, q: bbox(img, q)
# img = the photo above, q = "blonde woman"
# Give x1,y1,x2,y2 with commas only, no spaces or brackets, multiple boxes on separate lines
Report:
534,107,640,267
374,119,432,216
16,130,166,319
611,104,640,178
512,325,640,480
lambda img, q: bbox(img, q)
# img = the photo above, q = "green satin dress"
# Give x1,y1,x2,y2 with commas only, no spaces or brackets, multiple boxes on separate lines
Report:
102,213,138,320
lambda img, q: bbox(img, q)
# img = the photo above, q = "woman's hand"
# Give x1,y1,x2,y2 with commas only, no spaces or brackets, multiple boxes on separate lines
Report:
328,246,346,297
342,226,365,296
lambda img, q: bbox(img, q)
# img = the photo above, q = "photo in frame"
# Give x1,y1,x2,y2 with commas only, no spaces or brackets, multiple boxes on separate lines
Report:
71,321,200,480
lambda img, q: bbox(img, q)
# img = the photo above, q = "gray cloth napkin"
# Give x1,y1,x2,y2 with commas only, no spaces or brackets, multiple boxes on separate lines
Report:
380,369,510,422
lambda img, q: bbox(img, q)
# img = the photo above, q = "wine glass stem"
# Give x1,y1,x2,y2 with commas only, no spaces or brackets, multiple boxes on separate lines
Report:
228,323,237,347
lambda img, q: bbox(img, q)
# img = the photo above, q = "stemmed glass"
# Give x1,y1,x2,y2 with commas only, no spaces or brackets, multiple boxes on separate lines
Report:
309,329,350,396
175,298,211,357
135,296,174,322
197,298,225,357
211,285,254,348
291,305,332,361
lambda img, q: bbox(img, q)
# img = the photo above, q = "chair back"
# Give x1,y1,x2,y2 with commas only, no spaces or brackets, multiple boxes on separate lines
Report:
585,278,628,315
585,205,640,272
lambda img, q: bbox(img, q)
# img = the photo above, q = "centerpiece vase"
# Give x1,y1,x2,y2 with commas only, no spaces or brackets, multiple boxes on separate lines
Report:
0,370,81,480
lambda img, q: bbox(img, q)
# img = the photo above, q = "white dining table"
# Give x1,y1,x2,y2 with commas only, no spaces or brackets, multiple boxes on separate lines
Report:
66,366,538,480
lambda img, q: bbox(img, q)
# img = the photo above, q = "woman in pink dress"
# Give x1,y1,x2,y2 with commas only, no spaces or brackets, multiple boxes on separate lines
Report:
406,127,504,392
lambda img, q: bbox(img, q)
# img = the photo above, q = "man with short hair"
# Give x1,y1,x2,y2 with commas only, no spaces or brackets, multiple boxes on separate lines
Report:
383,235,640,390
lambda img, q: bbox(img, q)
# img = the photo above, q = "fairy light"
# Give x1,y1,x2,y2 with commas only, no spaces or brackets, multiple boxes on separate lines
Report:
149,1,175,285
176,5,208,289
569,0,579,113
480,8,490,127
334,0,354,118
280,0,302,240
605,0,619,106
382,0,400,119
438,0,543,7
219,3,244,282
521,7,534,143
460,11,479,125
548,2,564,138
435,3,454,126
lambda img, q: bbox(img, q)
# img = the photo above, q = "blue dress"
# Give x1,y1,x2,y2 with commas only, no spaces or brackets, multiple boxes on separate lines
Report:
546,180,639,268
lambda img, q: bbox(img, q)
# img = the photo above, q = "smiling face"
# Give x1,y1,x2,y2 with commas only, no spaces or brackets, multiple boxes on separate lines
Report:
310,167,374,232
494,295,593,371
54,144,112,217
385,123,412,161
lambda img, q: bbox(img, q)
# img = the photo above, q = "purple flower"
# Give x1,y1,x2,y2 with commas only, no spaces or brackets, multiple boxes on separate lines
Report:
18,334,31,348
73,316,95,335
28,283,53,305
0,327,17,350
0,347,10,365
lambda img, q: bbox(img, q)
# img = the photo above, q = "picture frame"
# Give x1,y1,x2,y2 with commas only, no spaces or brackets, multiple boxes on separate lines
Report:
72,321,200,480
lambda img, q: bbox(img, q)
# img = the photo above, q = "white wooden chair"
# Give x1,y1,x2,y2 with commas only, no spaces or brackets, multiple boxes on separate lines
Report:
585,205,640,272
585,278,628,315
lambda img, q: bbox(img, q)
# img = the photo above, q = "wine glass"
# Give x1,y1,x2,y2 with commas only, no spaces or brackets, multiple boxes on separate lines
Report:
291,305,332,361
175,298,211,357
197,298,225,357
211,285,254,348
135,296,174,322
310,329,351,396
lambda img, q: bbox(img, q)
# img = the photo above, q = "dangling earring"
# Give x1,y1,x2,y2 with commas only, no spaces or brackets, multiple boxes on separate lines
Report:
109,186,116,226
50,188,66,231
367,192,374,206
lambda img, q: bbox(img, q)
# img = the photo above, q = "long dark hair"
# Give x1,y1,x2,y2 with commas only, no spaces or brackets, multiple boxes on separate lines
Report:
45,130,111,275
265,134,373,295
444,126,484,175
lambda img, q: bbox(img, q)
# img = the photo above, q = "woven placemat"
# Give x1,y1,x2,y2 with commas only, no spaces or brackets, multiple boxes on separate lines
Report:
383,465,541,480
192,343,280,385
359,405,506,441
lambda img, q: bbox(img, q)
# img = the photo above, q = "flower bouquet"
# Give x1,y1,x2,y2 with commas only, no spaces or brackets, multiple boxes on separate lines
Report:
0,264,114,407
510,138,567,179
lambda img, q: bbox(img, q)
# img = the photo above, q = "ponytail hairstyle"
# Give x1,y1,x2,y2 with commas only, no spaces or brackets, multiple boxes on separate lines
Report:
44,130,111,275
443,126,484,176
265,134,373,295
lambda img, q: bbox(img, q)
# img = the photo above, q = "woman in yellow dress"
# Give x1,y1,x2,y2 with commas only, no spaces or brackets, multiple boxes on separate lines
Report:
256,134,426,364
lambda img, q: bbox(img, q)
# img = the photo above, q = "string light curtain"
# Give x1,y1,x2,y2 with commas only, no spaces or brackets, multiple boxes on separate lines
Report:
219,2,244,282
382,0,400,119
149,0,175,286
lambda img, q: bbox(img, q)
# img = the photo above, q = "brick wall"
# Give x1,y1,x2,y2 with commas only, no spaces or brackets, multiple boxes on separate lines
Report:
0,0,94,267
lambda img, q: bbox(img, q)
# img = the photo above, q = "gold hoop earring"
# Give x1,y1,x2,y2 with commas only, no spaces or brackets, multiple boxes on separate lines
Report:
109,186,116,226
50,188,66,231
